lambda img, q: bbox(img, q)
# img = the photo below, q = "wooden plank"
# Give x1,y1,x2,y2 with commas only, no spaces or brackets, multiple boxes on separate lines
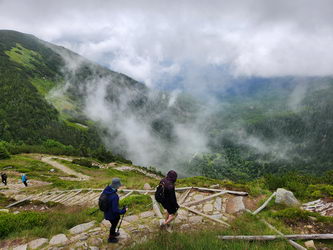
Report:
253,192,276,215
261,219,306,250
58,190,82,204
219,234,333,240
71,190,95,205
150,195,163,218
193,187,248,196
120,191,134,200
6,196,33,208
181,205,230,227
179,188,192,204
183,191,226,207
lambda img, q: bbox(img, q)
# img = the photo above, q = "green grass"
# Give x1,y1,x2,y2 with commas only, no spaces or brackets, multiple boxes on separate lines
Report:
131,213,294,250
30,78,56,96
120,194,151,215
5,43,43,69
0,206,103,240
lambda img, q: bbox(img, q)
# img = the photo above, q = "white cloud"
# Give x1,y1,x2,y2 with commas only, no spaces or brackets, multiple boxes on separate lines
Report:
1,0,333,91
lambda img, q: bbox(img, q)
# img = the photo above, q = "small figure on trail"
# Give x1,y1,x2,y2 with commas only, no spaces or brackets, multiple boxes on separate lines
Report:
21,174,28,187
100,178,127,243
1,172,7,185
155,170,179,232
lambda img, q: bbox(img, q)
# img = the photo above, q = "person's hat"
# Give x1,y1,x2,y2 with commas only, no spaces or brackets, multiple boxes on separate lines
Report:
111,178,122,189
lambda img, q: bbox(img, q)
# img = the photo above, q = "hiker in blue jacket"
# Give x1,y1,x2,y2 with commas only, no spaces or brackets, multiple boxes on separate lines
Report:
21,174,28,187
102,178,127,243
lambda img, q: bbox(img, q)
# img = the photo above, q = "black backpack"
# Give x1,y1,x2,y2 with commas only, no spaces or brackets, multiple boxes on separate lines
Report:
155,182,166,203
98,192,110,212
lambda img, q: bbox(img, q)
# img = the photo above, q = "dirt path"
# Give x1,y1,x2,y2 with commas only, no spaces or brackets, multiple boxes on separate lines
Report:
41,156,90,181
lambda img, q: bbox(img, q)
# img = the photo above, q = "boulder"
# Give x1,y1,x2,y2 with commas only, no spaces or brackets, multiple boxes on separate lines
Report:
124,215,139,222
69,221,95,234
226,196,245,214
275,188,300,207
143,183,152,190
28,238,48,249
100,219,110,227
193,194,204,201
13,244,27,250
0,209,9,213
140,210,155,218
203,203,214,213
214,197,222,211
49,234,68,245
189,215,203,224
210,184,220,189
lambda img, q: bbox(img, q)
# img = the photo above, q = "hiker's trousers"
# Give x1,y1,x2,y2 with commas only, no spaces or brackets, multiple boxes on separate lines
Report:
109,215,120,238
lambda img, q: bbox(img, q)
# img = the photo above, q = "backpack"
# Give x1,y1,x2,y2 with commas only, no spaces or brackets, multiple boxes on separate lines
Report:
98,192,110,212
155,181,166,203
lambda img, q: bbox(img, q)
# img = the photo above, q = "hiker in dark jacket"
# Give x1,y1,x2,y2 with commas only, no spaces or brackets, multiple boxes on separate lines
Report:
102,178,127,243
1,172,7,186
159,170,179,230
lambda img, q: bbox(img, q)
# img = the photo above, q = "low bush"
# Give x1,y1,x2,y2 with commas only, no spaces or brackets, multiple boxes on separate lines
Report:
119,194,151,215
72,158,95,168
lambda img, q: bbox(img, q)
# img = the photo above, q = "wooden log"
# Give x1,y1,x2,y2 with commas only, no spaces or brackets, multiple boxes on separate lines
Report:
179,188,192,204
6,196,33,208
120,191,134,200
183,191,226,207
253,192,276,215
58,190,82,204
218,234,333,240
261,219,306,250
71,190,94,205
181,205,230,227
193,187,248,196
150,195,163,218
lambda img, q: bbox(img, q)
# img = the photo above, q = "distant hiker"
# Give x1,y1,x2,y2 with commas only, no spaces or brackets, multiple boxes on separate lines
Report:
1,172,7,185
100,178,127,243
155,170,179,232
21,174,28,187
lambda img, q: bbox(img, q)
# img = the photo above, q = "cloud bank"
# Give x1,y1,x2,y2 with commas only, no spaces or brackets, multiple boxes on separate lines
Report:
1,0,333,93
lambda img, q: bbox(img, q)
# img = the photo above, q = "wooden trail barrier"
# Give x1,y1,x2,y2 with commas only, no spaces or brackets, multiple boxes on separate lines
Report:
181,205,230,227
219,234,333,241
252,192,276,215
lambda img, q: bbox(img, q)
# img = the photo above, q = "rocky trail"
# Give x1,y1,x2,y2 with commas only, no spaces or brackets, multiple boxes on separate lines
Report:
2,186,252,249
40,156,90,181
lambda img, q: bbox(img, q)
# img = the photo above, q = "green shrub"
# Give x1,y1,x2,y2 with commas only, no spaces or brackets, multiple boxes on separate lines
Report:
0,144,10,159
72,158,94,168
119,194,151,215
307,184,333,199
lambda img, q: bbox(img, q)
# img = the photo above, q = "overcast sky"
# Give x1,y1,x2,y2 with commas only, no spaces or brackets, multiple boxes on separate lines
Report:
1,0,333,91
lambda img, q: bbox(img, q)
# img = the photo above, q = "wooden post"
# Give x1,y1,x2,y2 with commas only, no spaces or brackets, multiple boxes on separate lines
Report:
183,191,226,207
261,219,306,250
253,192,276,215
120,190,134,200
181,205,230,227
179,188,192,204
218,234,333,240
150,195,163,218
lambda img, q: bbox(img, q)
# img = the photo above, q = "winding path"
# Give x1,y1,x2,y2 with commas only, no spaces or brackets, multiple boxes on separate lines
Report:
41,156,90,180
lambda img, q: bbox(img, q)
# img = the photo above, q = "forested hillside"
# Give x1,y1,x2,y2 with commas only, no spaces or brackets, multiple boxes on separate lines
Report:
0,30,332,181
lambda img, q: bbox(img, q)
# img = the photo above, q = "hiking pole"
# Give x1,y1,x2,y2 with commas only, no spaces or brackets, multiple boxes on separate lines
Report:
117,206,127,233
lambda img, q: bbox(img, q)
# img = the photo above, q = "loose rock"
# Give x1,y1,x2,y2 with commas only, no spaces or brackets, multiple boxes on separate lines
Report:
49,234,68,245
13,244,27,250
28,238,48,249
304,240,316,249
140,210,155,218
143,183,152,190
124,215,139,222
189,216,203,224
69,221,96,234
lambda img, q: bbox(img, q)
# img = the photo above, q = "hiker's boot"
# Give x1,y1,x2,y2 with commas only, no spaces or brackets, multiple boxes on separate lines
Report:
108,237,119,243
159,219,166,229
165,224,173,233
